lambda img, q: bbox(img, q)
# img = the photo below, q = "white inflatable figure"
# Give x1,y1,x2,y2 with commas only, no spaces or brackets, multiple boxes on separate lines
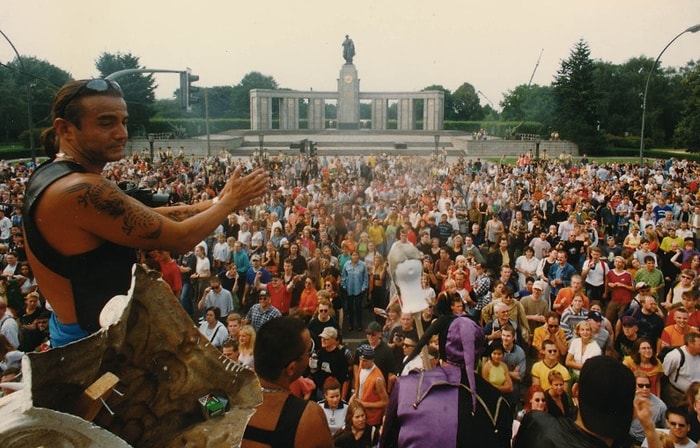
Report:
387,242,428,314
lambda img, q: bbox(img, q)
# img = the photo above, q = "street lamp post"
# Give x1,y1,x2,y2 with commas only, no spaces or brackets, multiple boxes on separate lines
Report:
639,24,700,166
0,28,36,162
147,134,155,161
434,134,440,156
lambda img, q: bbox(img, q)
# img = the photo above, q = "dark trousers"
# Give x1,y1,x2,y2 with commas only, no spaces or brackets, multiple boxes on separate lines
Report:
345,292,365,329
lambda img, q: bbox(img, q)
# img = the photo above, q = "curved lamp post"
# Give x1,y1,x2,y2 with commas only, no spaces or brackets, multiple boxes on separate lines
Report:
639,24,700,166
0,28,35,162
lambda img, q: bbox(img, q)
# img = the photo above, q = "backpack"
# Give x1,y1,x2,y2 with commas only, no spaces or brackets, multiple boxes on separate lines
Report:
660,346,686,407
658,346,685,381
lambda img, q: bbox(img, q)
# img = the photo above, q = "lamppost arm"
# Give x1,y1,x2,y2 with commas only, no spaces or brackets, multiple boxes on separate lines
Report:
639,24,700,165
0,28,36,161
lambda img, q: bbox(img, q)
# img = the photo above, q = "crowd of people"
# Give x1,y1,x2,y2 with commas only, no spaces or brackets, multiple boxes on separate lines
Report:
2,145,700,447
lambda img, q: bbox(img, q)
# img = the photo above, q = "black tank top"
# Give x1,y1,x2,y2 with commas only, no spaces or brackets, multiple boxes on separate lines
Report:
243,394,308,448
24,161,136,333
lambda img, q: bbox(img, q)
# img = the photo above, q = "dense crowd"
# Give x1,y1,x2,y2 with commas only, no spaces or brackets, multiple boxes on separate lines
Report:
2,149,700,446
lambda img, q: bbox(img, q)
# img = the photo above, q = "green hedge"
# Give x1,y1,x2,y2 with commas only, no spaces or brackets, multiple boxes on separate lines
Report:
443,121,545,137
602,133,644,149
148,118,251,137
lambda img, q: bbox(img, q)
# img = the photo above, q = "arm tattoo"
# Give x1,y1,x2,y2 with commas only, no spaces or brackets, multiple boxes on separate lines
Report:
162,209,199,222
67,181,164,239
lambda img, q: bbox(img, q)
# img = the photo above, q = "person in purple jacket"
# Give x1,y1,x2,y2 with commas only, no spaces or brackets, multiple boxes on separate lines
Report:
379,296,513,448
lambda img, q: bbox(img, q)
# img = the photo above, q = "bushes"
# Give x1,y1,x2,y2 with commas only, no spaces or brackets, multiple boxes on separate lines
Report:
443,121,545,137
148,118,250,137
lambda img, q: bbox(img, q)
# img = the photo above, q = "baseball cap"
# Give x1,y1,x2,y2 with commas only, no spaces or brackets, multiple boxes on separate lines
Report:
587,310,603,322
258,289,269,297
251,254,261,261
578,356,635,440
635,282,649,290
356,344,375,359
279,238,289,246
366,321,382,334
532,280,544,290
621,316,637,327
319,327,338,340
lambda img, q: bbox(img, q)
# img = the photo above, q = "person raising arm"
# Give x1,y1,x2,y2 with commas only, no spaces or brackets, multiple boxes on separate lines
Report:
24,79,269,347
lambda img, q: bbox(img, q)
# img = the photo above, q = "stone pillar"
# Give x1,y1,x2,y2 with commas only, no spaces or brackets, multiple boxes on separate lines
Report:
280,97,298,130
337,64,359,129
250,91,271,131
424,97,437,131
372,98,386,131
397,97,413,130
308,98,325,130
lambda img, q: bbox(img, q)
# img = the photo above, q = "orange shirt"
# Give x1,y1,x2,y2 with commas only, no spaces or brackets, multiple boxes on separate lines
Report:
661,325,697,347
298,288,318,317
358,366,385,426
553,288,589,315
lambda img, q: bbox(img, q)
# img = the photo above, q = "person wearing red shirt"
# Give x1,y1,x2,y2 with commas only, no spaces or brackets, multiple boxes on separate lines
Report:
151,250,183,299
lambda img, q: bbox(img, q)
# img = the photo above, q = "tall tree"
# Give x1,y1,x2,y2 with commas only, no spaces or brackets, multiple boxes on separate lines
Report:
674,60,700,151
95,52,156,136
0,56,71,143
452,82,483,120
229,72,278,119
552,39,602,151
500,84,554,125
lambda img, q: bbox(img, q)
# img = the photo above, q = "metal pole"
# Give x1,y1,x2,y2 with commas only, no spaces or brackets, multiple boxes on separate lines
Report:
204,88,211,157
639,24,700,166
0,28,35,162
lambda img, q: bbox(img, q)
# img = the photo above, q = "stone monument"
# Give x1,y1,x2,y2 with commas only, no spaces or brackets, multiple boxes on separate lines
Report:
250,35,444,132
338,35,360,129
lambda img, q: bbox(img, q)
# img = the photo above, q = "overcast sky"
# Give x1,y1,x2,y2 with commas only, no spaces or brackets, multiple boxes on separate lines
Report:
2,1,699,109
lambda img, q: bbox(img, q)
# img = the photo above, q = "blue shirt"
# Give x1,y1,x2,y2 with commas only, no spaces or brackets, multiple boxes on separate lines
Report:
341,260,368,296
232,250,250,275
547,262,576,297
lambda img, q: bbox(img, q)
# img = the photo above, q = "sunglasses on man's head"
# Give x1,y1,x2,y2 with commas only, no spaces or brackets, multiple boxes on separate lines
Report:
57,79,123,118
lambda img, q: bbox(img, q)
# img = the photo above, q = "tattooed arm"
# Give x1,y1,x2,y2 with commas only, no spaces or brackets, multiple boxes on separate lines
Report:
154,202,212,222
36,166,269,256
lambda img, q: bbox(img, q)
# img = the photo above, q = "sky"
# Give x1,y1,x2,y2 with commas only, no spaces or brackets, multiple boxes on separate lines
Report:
2,0,699,110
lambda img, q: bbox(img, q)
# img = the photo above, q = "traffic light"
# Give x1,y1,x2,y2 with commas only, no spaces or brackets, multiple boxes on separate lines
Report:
309,141,317,157
179,68,199,111
299,139,307,154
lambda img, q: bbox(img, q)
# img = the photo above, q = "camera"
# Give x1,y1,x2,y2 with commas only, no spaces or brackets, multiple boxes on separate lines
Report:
119,182,170,208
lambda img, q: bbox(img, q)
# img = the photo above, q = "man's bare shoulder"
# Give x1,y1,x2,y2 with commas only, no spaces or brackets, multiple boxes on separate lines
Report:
296,400,333,448
41,170,123,212
35,169,164,250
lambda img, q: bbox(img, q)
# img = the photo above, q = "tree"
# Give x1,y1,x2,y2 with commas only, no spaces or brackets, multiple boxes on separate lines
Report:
95,52,156,136
229,72,278,119
452,82,483,120
552,40,602,151
196,86,237,119
0,56,71,144
674,60,700,151
500,84,554,125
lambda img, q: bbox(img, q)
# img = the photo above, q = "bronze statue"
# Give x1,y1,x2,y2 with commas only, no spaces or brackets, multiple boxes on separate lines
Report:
342,35,355,65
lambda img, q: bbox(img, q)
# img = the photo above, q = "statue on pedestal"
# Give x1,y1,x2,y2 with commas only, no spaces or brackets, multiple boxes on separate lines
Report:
342,35,355,65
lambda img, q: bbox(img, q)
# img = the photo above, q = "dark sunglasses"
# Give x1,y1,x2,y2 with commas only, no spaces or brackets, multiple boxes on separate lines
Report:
57,79,123,118
636,383,651,389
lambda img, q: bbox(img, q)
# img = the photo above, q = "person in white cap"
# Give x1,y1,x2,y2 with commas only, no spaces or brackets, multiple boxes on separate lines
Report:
311,326,349,401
